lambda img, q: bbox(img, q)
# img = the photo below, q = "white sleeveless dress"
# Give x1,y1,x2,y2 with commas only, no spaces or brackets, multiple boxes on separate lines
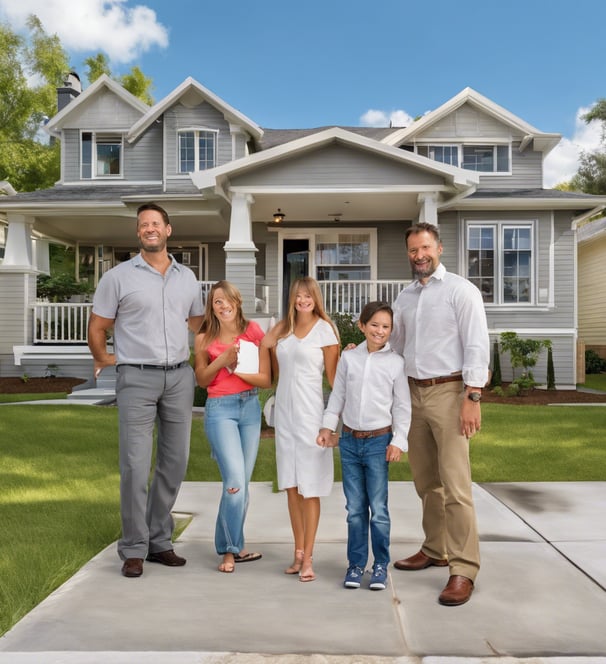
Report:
274,318,338,497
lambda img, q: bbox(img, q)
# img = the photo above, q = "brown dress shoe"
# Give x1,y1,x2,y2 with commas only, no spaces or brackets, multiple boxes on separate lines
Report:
146,549,186,566
438,575,474,606
393,550,448,571
121,558,143,578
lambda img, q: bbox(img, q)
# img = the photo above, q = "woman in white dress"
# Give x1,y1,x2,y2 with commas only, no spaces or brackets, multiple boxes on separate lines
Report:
263,277,340,582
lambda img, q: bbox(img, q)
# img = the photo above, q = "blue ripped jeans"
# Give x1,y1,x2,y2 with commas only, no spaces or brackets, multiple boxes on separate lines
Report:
204,389,261,555
339,431,392,569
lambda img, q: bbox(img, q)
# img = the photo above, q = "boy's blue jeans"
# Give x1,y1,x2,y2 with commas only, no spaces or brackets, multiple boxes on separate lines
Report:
339,431,392,569
204,389,261,555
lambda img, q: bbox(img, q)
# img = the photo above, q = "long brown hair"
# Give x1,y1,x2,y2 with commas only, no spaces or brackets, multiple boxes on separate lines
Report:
198,280,248,344
279,277,338,340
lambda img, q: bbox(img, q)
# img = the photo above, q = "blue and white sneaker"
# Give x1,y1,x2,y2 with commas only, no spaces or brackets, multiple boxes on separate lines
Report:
369,563,388,590
344,565,365,588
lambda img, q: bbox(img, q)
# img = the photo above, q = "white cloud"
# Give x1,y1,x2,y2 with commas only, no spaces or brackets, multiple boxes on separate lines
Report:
543,107,602,187
0,0,168,63
361,108,413,128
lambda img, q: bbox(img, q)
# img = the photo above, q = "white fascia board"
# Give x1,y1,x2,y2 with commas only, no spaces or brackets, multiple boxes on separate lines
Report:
127,77,263,143
444,197,606,212
45,74,149,138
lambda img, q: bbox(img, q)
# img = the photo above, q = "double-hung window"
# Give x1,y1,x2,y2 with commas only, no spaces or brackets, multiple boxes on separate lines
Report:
467,223,533,304
81,132,123,178
178,129,217,173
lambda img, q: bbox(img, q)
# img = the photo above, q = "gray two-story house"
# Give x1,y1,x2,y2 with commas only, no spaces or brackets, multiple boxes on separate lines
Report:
1,74,605,386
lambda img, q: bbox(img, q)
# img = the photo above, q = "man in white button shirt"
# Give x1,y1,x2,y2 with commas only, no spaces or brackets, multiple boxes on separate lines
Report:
390,222,490,606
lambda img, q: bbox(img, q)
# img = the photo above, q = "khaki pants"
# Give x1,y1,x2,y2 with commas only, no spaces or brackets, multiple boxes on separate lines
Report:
407,380,480,581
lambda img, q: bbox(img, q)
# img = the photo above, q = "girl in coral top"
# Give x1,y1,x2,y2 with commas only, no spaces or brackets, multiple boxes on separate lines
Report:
195,281,271,573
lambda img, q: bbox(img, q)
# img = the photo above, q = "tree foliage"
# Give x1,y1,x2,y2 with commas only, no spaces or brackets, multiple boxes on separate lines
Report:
568,98,606,195
0,15,154,193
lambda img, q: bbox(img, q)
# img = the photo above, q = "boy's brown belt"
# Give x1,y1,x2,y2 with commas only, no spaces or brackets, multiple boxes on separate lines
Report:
342,424,392,439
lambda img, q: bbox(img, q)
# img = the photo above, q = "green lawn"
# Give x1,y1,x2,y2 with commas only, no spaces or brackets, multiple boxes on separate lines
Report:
1,398,605,636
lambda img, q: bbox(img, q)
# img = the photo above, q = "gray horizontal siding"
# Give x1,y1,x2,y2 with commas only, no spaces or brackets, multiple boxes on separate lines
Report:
0,273,35,352
126,123,163,180
233,144,445,187
419,103,513,140
62,129,80,182
376,221,410,280
61,88,144,130
477,144,543,190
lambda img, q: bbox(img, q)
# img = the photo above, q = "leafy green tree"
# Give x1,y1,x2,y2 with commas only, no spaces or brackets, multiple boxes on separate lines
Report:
568,99,606,195
0,16,69,192
85,53,154,105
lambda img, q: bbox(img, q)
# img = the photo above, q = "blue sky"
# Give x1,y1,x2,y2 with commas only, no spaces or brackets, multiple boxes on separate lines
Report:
1,0,604,186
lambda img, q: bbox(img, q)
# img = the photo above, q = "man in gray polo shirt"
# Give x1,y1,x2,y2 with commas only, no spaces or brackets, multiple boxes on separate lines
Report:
88,202,204,578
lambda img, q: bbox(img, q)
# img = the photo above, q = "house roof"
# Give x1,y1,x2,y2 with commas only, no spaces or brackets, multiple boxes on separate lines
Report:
257,126,395,150
577,215,606,244
440,188,606,219
127,77,263,143
382,87,561,155
45,75,149,138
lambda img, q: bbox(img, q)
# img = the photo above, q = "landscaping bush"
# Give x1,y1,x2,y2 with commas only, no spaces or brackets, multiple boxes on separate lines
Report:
331,312,364,349
585,349,606,374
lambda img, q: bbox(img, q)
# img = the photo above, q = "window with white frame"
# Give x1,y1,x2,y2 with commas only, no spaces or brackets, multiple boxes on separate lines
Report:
413,143,510,173
315,233,371,281
467,223,533,304
178,129,217,173
81,132,123,178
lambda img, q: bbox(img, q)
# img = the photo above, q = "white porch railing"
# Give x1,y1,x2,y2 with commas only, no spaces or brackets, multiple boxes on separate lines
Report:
320,280,409,317
34,302,92,343
32,280,408,343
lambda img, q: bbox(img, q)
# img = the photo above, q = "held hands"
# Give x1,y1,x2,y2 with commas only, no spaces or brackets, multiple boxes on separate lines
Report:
317,428,340,448
385,444,402,463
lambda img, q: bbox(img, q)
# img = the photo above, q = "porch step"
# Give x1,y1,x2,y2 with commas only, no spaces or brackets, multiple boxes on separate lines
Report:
67,387,116,405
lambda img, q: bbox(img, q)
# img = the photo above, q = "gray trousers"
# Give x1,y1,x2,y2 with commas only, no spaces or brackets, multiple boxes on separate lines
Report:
115,364,194,560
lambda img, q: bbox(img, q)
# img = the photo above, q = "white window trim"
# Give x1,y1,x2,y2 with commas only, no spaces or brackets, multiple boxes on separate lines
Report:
80,130,124,180
465,219,536,307
177,127,219,174
414,141,512,175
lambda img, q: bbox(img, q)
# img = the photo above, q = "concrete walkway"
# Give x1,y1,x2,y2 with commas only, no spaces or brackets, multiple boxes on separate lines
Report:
1,481,605,664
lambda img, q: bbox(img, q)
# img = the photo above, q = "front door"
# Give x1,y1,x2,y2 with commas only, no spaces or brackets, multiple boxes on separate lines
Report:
283,239,310,314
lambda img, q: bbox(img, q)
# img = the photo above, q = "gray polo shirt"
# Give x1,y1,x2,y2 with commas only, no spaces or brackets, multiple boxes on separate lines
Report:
92,253,204,365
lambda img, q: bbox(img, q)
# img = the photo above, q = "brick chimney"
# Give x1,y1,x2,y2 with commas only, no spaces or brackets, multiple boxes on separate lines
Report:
57,72,82,112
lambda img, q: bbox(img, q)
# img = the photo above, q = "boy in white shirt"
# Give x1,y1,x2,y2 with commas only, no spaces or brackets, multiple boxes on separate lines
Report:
317,301,411,590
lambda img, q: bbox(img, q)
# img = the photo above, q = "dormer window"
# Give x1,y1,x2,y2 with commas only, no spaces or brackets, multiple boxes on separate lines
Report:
178,129,217,173
415,143,510,174
81,132,123,178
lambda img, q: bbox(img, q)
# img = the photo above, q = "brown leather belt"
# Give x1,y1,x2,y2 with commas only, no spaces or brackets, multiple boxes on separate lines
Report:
342,424,392,439
408,374,463,388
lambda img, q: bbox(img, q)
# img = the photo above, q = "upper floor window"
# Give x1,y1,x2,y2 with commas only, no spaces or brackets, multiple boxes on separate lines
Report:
467,222,533,304
81,132,122,178
413,143,510,173
178,129,217,173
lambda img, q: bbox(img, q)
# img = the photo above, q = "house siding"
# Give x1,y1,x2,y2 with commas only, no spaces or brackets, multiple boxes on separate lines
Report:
578,232,606,350
232,144,445,187
0,273,35,376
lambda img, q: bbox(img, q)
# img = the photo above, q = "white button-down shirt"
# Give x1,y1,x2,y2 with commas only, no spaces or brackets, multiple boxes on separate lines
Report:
390,262,489,389
322,341,411,451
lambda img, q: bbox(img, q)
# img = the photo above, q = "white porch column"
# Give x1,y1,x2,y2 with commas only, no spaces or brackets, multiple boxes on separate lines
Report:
1,214,36,269
224,192,258,314
417,193,439,225
0,214,38,374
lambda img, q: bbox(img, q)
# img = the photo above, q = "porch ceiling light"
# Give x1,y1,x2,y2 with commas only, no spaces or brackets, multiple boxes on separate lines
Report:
272,208,285,223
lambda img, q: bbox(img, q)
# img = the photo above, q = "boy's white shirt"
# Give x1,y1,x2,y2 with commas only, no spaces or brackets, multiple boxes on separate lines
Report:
321,340,411,451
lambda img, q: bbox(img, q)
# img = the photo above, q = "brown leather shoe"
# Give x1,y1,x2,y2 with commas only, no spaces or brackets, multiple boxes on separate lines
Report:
393,550,448,571
121,558,143,578
146,549,186,566
438,575,474,606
